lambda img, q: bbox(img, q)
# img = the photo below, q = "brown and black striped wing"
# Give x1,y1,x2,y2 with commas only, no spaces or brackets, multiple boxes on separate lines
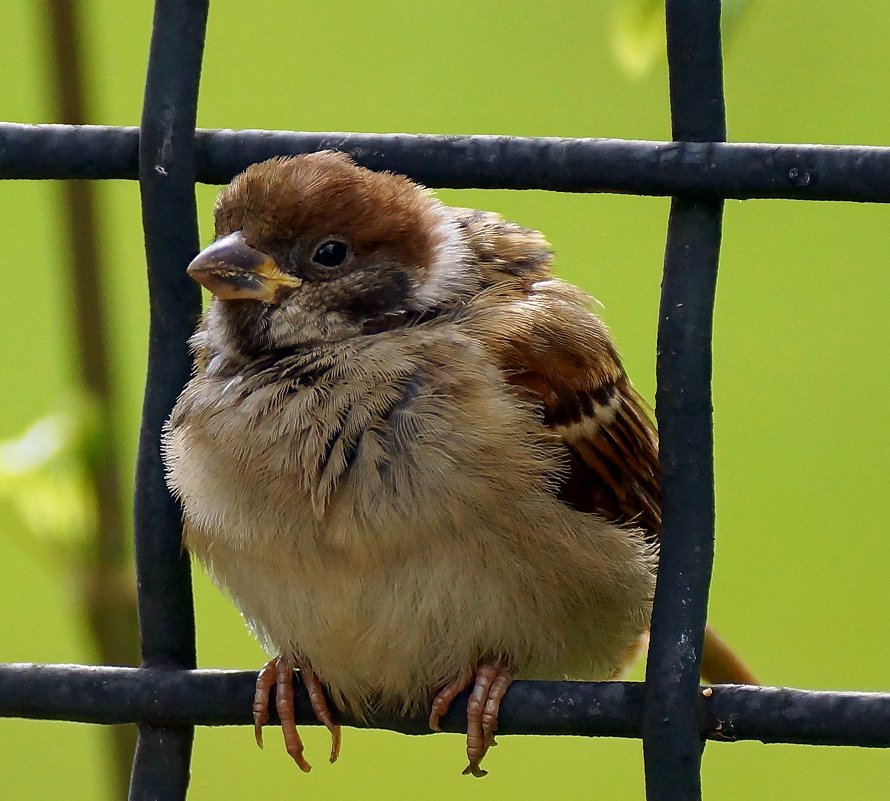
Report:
552,378,661,539
458,227,757,684
454,222,662,538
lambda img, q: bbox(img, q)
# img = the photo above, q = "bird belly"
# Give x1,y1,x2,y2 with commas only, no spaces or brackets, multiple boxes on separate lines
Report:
188,504,647,718
166,351,654,717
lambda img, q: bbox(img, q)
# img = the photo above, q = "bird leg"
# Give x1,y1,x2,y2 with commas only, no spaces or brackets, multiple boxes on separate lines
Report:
429,662,514,777
252,655,341,772
253,658,278,749
301,663,342,764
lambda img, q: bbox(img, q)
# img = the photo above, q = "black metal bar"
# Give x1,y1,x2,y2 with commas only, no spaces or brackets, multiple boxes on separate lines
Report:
3,665,890,749
131,0,208,798
2,122,890,202
643,3,727,801
703,685,890,748
129,727,193,801
135,0,205,679
0,665,643,737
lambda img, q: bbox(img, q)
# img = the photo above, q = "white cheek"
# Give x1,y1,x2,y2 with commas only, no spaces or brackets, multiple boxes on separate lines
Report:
411,207,475,310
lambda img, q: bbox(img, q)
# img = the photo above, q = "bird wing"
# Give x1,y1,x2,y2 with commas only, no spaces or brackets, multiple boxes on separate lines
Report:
455,208,660,536
457,209,756,684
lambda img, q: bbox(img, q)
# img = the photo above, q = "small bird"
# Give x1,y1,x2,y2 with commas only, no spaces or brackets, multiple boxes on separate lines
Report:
163,151,754,776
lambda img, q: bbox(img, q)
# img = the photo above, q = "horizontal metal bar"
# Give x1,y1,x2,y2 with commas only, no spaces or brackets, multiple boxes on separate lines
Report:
2,664,889,748
706,685,890,748
0,663,641,736
2,123,890,202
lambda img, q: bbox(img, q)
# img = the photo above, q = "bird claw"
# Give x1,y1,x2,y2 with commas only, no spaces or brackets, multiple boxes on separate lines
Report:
253,658,278,749
300,664,342,764
429,662,513,777
252,655,340,771
429,672,471,732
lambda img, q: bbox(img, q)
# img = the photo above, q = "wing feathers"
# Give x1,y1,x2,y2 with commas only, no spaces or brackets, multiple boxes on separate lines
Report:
459,210,755,684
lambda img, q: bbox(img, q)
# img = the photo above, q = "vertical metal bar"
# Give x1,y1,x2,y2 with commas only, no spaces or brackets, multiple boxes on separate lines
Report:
643,2,727,800
130,0,208,798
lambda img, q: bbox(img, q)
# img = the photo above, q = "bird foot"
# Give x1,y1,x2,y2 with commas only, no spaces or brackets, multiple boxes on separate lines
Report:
429,662,514,777
253,655,342,771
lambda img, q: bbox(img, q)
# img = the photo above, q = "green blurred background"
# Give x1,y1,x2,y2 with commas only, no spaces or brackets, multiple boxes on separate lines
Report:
2,1,889,798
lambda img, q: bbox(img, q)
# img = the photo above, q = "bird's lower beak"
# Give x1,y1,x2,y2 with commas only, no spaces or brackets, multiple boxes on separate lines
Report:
187,231,302,302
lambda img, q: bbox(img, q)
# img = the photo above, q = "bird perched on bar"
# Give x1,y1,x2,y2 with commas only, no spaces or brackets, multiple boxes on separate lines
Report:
163,151,755,777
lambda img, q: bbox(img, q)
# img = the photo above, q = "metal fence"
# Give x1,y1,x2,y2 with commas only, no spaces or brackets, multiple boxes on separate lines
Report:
2,1,890,799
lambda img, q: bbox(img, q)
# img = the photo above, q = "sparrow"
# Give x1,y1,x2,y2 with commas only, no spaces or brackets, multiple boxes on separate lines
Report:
163,151,755,777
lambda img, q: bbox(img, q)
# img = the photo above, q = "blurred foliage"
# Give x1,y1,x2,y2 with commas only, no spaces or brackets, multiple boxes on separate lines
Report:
611,0,665,78
0,397,98,564
612,0,751,78
2,1,890,800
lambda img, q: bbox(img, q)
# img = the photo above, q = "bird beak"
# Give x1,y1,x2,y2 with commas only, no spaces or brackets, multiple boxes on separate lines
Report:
187,231,302,302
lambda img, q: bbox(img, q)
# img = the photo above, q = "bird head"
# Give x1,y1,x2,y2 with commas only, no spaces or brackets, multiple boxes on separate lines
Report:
188,151,477,358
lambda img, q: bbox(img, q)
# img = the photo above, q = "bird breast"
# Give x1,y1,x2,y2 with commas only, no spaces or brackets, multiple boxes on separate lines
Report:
163,323,655,714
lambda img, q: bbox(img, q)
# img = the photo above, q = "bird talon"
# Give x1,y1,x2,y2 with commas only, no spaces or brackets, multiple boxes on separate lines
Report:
253,658,278,751
430,663,513,776
249,655,342,770
298,661,342,765
429,674,470,733
328,724,342,764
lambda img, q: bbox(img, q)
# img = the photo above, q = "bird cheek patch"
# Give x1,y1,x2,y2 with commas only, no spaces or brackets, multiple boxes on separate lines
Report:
327,266,415,323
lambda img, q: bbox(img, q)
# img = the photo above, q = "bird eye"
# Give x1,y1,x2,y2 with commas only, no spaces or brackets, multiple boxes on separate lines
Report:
311,239,350,268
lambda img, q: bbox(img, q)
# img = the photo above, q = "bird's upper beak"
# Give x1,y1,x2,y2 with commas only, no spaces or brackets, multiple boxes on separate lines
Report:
187,231,302,302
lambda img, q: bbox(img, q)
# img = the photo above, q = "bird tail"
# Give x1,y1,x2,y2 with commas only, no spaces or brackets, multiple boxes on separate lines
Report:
701,624,758,685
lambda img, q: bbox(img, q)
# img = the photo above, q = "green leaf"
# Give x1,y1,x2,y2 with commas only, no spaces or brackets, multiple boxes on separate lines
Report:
611,0,665,79
611,0,752,79
0,395,99,559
